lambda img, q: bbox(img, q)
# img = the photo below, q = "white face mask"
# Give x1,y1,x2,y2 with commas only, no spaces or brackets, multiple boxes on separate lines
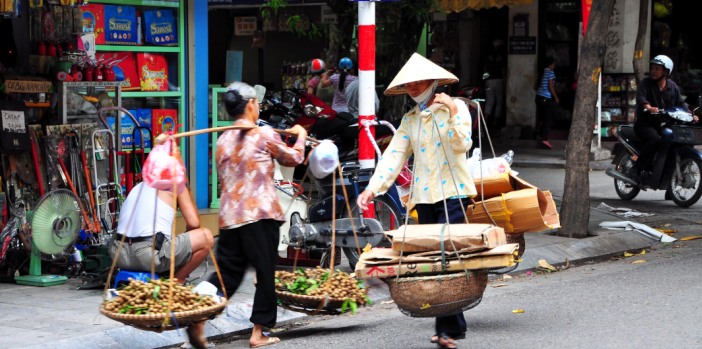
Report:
410,80,439,108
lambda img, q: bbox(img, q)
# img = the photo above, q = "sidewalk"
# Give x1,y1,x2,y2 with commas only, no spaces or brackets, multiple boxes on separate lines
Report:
0,139,667,349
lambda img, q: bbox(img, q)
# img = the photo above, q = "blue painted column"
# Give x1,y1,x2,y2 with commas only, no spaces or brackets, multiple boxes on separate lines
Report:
193,0,209,208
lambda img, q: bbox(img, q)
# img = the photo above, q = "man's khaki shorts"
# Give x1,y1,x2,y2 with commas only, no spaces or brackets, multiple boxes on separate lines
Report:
109,233,193,273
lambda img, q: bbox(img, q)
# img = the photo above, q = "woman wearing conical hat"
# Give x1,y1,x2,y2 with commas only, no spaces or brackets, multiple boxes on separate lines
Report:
357,53,477,349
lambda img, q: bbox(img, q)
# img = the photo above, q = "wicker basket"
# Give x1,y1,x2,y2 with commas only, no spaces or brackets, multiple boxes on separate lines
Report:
276,290,349,315
383,271,488,318
99,297,227,332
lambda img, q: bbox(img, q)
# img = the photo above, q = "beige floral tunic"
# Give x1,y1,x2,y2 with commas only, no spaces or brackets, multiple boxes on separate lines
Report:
216,119,305,228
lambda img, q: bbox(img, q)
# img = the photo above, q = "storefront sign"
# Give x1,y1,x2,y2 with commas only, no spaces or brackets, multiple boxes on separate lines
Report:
234,16,257,36
508,37,536,54
4,80,52,93
321,5,337,24
1,110,26,133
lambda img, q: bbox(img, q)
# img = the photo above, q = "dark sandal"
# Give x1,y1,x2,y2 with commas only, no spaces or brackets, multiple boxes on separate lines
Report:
437,333,458,349
431,333,465,343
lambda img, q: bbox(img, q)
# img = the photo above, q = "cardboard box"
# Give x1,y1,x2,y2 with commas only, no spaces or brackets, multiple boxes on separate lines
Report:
152,109,177,137
387,223,506,253
473,172,516,200
81,4,105,45
136,53,169,91
355,244,518,279
467,187,560,234
143,9,177,46
104,5,138,45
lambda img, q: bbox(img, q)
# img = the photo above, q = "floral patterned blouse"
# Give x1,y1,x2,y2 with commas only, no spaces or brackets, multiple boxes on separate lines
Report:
365,101,477,205
216,119,305,228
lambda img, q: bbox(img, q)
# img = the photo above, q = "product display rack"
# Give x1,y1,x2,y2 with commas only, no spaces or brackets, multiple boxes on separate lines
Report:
89,0,186,150
599,73,637,139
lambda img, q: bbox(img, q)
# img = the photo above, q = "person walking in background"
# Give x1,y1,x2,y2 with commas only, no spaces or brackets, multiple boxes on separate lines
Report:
357,53,477,349
484,38,506,130
307,58,325,96
187,82,307,349
535,57,559,149
344,77,380,119
321,57,356,114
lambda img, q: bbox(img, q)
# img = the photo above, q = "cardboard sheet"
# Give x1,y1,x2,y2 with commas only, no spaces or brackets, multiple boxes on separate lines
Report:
355,244,519,279
387,223,506,253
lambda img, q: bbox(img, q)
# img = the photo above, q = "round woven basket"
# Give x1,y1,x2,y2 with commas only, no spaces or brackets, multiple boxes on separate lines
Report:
99,297,227,332
276,290,349,315
383,271,488,318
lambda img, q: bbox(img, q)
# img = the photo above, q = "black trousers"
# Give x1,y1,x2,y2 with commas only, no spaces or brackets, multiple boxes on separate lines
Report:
414,198,470,337
633,124,662,171
535,96,557,140
207,219,280,328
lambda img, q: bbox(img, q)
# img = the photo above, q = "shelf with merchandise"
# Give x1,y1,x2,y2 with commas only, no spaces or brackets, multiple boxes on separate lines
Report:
78,0,186,152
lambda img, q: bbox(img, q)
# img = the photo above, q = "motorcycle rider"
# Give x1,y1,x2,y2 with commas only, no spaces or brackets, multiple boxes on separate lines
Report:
307,58,325,95
630,55,698,181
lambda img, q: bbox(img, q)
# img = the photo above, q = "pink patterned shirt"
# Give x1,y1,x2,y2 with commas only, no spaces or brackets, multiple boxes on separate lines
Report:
216,119,305,228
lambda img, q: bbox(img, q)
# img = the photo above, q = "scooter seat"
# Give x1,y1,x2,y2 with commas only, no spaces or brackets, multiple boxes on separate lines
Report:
617,125,642,145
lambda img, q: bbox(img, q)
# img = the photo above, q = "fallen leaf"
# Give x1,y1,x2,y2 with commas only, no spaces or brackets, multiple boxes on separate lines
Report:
381,300,395,305
491,283,508,288
623,252,634,257
680,236,702,241
512,309,525,314
638,250,646,255
631,259,646,264
656,228,677,235
538,259,557,271
420,303,432,310
502,274,513,280
363,243,373,253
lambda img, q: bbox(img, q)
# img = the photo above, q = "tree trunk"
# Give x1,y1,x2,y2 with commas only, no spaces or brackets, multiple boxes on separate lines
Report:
559,0,616,238
633,0,649,83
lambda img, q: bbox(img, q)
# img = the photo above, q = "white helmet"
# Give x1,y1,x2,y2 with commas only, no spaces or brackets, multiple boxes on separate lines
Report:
650,55,673,74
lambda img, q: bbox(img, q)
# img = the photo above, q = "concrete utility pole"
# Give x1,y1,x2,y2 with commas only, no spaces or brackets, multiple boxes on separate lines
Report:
357,0,376,170
357,0,377,218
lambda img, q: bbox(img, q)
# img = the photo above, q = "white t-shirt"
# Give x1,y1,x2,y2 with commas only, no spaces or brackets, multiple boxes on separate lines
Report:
116,182,175,239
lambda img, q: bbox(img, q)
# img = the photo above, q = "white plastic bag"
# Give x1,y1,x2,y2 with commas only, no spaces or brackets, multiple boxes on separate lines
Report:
467,148,512,179
308,140,339,179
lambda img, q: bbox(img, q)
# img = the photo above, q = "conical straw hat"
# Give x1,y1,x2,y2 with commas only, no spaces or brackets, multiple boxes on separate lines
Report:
384,53,459,96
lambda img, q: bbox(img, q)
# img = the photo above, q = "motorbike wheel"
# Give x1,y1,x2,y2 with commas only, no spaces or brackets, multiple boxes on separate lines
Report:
343,195,406,270
319,247,342,269
613,152,640,201
669,157,702,208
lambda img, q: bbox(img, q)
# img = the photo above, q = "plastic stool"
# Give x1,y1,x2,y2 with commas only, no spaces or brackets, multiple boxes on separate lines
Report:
113,270,159,289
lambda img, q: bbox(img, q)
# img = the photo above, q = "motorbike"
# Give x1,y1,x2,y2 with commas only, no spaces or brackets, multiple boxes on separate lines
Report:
274,161,408,269
605,107,702,207
261,88,395,180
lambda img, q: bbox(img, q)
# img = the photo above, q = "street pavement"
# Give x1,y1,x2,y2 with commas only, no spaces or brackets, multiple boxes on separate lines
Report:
0,138,695,349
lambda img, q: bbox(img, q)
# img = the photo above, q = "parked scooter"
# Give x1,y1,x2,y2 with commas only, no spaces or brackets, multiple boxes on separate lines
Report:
605,108,702,207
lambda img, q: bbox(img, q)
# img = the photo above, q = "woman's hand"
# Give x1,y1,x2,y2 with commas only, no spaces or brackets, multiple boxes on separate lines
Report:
356,189,376,212
286,124,308,139
433,92,458,116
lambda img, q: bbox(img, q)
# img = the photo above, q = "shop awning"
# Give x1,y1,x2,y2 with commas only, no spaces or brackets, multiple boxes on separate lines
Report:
436,0,534,12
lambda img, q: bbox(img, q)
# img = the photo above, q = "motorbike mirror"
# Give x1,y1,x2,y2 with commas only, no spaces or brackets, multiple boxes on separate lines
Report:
303,104,323,117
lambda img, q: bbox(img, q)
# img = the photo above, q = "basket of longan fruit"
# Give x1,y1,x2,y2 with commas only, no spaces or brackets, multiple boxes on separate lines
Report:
274,267,370,315
99,278,227,332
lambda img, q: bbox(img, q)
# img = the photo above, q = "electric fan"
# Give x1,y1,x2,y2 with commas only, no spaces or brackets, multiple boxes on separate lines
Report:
15,189,81,287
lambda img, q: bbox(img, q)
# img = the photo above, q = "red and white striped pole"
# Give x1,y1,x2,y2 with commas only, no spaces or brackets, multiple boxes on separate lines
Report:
357,1,376,218
357,0,376,171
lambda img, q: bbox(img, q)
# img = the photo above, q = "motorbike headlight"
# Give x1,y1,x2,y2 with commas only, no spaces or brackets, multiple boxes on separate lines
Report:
303,104,323,118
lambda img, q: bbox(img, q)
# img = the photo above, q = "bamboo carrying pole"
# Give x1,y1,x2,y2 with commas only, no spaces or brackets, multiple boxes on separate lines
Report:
154,125,321,144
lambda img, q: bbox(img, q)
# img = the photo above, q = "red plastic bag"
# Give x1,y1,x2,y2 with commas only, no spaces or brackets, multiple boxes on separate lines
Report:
395,164,413,188
141,137,186,193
